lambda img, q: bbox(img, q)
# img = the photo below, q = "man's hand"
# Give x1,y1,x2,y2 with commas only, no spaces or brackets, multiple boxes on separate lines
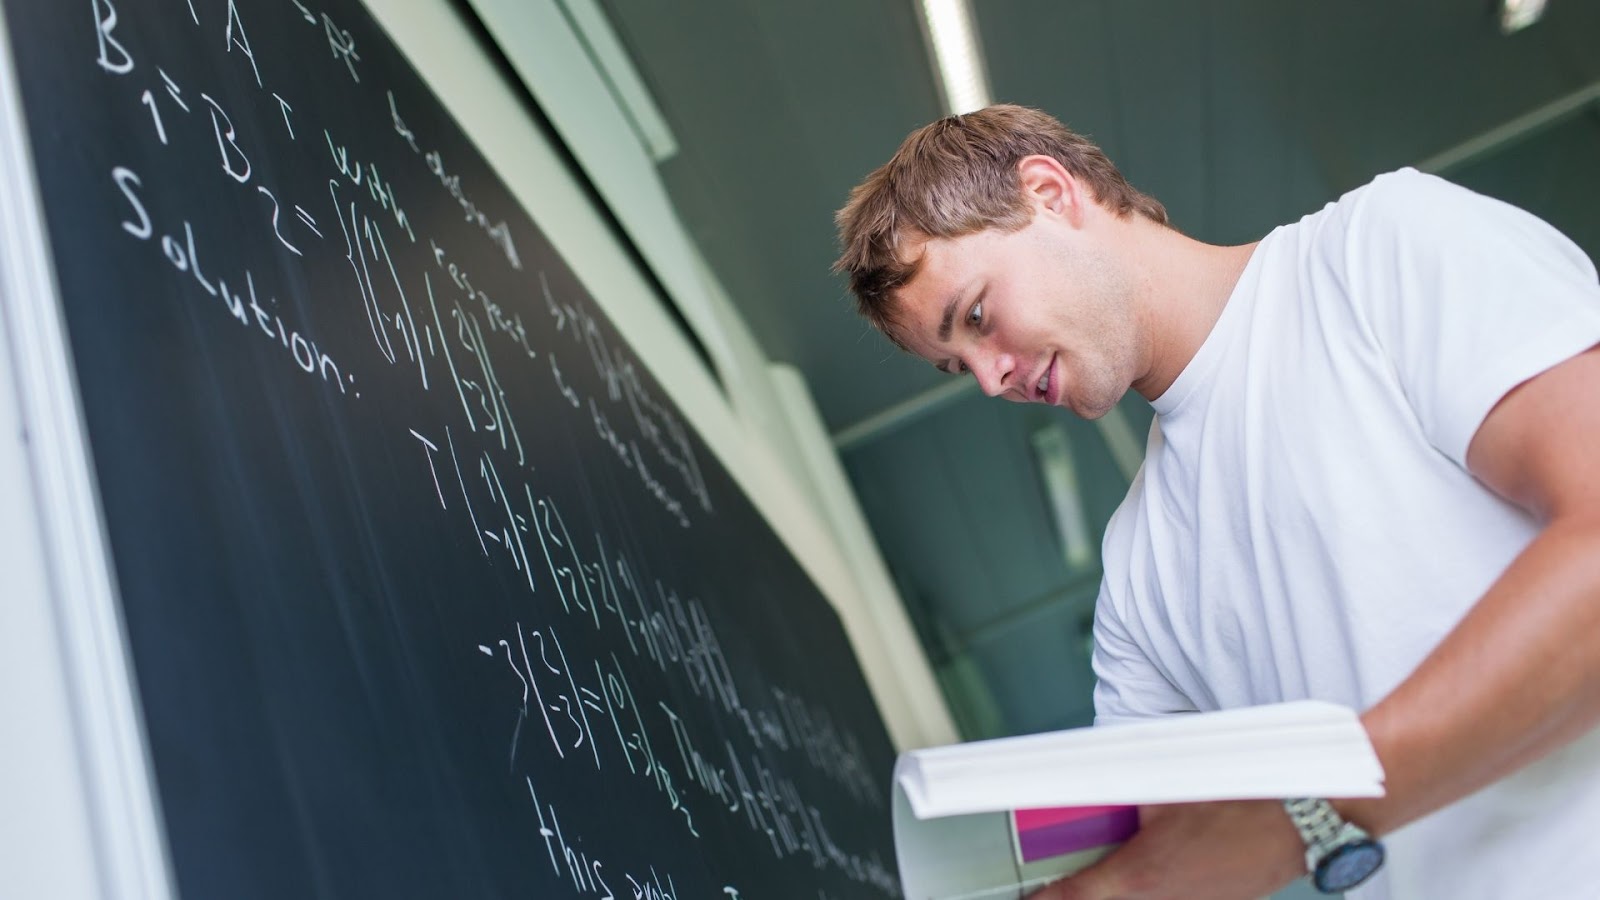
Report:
1029,800,1307,900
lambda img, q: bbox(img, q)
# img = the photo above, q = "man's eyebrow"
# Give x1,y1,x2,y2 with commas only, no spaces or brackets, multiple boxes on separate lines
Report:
937,292,959,343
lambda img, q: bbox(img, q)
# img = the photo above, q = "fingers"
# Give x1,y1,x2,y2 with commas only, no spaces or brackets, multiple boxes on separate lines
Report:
1025,876,1081,900
1026,871,1118,900
1025,848,1131,900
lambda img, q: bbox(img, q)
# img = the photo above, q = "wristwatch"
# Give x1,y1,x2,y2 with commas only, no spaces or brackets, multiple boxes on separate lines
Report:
1281,797,1385,894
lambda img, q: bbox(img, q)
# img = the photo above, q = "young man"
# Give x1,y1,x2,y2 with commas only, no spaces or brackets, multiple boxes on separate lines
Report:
835,105,1600,899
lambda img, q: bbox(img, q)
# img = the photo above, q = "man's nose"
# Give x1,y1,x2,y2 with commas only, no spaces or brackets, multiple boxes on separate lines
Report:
972,351,1016,398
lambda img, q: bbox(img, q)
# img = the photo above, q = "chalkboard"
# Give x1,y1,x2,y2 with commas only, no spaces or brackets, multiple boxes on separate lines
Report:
1,1,899,898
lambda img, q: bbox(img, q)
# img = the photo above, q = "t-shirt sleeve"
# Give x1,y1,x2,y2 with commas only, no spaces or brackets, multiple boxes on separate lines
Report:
1091,581,1196,726
1347,168,1600,467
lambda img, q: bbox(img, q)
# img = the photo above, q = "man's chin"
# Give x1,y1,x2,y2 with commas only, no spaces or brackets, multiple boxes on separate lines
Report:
1068,394,1117,420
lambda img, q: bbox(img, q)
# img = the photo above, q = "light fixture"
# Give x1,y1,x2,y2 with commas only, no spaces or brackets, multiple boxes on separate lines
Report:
1030,423,1095,572
1500,0,1548,34
1092,404,1146,485
919,0,993,115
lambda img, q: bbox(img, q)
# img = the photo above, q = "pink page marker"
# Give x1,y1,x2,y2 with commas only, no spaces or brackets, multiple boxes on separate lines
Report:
1012,805,1140,863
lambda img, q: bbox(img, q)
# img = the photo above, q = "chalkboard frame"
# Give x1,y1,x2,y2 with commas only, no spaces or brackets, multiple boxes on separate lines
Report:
0,7,174,897
444,0,721,390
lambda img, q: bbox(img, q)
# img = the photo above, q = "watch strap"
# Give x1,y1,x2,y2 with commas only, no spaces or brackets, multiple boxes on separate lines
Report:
1282,797,1369,874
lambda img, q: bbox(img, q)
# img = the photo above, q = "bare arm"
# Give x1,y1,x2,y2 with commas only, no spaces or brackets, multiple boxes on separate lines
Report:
1344,343,1600,835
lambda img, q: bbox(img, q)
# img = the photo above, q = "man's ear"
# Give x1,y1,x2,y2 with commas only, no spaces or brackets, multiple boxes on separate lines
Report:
1017,155,1086,226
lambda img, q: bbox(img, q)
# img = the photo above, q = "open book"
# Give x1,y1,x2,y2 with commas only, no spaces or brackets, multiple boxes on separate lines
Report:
892,701,1384,900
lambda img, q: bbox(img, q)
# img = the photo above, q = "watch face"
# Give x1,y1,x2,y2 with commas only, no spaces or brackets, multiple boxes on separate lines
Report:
1315,841,1385,893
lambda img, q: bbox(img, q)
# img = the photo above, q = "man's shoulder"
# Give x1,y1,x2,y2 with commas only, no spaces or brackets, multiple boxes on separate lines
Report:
1311,167,1435,232
1343,166,1459,202
1266,169,1458,272
1332,167,1595,281
1332,167,1514,235
1298,167,1551,288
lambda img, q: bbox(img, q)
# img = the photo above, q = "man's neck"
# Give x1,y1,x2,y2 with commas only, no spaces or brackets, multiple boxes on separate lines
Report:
1126,222,1261,402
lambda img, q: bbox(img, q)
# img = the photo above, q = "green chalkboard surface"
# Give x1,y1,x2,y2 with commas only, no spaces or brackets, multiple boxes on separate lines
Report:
2,1,899,897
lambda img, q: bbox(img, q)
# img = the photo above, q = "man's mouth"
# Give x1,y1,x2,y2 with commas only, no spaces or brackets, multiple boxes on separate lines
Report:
1036,355,1056,404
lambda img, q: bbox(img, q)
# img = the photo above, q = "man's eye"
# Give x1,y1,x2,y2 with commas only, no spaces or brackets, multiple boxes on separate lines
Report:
967,301,983,327
956,360,969,374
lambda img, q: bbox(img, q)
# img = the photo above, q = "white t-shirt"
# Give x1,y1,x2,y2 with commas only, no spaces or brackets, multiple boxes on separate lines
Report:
1092,168,1600,899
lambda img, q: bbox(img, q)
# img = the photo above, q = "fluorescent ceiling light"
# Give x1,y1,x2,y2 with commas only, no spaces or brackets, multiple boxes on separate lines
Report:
1092,404,1145,484
1030,423,1095,572
1500,0,1548,33
920,0,992,115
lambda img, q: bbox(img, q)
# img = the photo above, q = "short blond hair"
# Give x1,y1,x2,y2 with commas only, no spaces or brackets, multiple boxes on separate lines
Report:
833,105,1168,340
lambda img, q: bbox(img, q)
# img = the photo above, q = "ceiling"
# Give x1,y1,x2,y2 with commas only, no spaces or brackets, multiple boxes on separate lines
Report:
589,0,1600,738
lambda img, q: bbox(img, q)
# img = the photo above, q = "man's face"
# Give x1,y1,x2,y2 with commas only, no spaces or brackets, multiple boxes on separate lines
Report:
890,212,1141,420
